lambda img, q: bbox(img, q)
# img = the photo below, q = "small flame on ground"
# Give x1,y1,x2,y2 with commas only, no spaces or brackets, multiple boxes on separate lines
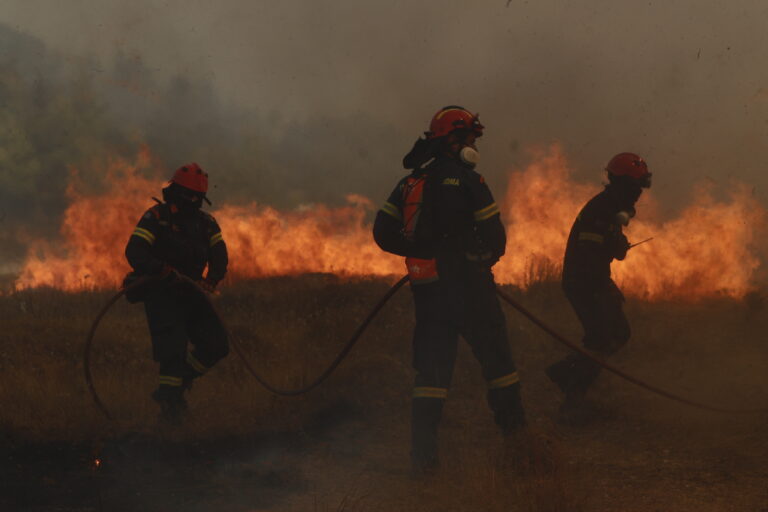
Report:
12,145,765,300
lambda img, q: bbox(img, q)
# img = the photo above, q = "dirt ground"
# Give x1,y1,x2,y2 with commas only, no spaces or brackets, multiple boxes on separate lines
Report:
1,275,767,511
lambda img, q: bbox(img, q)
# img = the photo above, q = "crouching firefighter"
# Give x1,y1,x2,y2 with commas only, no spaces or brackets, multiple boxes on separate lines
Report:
373,106,526,473
546,152,651,424
123,163,229,424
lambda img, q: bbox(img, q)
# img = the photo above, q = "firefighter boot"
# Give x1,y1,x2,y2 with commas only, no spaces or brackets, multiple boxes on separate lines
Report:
152,385,188,426
411,398,443,477
545,354,600,426
488,383,527,435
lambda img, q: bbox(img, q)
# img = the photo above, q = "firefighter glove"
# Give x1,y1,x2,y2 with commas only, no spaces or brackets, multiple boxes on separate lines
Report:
614,233,630,260
198,278,217,294
159,264,178,280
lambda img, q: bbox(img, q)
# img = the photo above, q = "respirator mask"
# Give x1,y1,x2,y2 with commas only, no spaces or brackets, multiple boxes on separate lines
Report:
460,146,480,167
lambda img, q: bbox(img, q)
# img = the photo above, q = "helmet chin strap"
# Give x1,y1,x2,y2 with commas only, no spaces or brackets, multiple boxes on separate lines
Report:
460,146,480,167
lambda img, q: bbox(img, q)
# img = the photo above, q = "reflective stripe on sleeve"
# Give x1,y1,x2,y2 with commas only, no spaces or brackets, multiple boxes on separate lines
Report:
132,227,156,244
473,202,500,222
488,372,520,390
578,232,604,244
413,386,448,399
209,232,223,247
380,201,403,221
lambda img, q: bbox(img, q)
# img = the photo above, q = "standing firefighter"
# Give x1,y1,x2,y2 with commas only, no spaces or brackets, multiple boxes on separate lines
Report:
124,163,229,424
547,152,651,423
373,106,526,473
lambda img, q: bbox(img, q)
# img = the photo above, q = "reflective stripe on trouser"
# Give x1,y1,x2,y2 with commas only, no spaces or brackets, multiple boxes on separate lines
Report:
488,372,520,390
186,352,209,375
159,375,183,387
413,386,448,399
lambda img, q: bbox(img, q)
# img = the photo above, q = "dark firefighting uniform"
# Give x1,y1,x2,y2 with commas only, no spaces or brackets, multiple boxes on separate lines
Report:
125,202,229,393
547,185,632,395
373,154,524,464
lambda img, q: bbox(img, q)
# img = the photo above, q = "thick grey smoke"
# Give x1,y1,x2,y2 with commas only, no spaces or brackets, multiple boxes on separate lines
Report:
2,1,768,268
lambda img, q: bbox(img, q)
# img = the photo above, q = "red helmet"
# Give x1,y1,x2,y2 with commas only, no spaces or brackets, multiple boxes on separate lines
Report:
427,106,484,139
170,162,208,194
606,152,651,187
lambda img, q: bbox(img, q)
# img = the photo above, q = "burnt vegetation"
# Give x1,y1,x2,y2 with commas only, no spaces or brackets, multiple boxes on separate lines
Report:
1,275,767,511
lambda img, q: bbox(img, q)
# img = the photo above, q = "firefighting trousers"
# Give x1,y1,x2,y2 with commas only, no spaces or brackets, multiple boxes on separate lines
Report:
143,282,229,391
547,279,630,395
410,267,524,463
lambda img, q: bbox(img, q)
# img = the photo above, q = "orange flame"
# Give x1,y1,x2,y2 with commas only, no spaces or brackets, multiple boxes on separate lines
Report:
615,184,764,299
495,144,765,299
13,145,765,300
217,196,400,279
15,149,162,291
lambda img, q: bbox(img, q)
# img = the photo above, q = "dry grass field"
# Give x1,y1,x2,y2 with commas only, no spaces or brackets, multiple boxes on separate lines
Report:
1,274,767,511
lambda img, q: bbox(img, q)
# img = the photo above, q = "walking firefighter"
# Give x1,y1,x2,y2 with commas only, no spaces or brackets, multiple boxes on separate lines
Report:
124,163,229,424
546,152,652,424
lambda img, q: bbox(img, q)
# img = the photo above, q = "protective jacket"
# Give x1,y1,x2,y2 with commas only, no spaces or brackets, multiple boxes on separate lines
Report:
125,202,228,284
562,186,631,289
373,155,505,281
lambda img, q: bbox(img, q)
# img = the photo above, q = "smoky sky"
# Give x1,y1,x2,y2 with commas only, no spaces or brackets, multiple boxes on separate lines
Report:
2,1,768,266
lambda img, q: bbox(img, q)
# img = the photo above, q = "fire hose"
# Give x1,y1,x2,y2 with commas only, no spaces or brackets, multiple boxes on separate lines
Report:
494,287,768,414
85,274,767,422
84,274,409,421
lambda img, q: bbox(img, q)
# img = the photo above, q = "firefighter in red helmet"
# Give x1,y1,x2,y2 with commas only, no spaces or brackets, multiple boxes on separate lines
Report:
374,106,526,473
124,163,229,424
547,152,651,424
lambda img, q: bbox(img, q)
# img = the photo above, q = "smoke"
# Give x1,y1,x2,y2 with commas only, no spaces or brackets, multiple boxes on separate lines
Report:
0,22,402,268
0,25,130,265
2,1,768,269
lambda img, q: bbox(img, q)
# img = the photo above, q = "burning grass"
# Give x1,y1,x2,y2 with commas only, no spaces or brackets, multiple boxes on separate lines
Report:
13,145,767,302
2,275,768,510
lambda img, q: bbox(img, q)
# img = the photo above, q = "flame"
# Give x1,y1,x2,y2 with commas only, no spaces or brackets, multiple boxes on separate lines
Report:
495,144,765,299
216,196,401,279
495,146,596,286
13,145,765,300
13,150,400,291
14,148,162,291
615,183,764,299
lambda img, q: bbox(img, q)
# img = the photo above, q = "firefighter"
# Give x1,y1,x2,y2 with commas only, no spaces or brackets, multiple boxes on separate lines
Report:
373,106,526,473
546,152,651,424
124,163,229,424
